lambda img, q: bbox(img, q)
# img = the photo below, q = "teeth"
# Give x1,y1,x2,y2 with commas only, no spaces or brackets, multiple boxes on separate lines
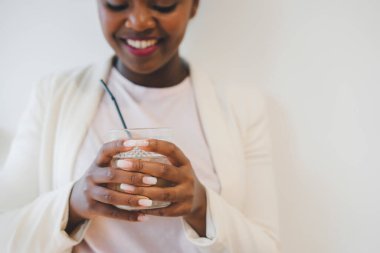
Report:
127,39,157,49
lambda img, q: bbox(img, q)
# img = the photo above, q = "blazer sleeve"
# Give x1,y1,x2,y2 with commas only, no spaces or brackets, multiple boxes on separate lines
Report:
0,81,82,252
186,87,280,253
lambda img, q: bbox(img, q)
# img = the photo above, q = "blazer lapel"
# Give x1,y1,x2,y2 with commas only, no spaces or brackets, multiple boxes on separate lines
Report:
56,57,113,185
190,66,242,205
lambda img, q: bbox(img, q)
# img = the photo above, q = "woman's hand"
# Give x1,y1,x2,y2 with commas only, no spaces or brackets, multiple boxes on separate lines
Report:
66,140,156,233
116,139,207,237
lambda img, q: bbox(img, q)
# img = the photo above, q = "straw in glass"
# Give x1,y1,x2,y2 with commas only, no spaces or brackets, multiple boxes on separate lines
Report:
100,79,128,131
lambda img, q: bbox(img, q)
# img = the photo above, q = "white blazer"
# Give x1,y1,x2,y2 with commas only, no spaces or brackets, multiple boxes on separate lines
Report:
0,57,279,253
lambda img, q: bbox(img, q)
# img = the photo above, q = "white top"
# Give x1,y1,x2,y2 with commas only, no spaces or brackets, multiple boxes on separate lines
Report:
0,58,279,252
73,68,221,252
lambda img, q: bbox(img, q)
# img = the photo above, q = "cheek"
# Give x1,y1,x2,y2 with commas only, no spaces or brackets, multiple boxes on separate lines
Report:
162,16,190,45
99,11,123,39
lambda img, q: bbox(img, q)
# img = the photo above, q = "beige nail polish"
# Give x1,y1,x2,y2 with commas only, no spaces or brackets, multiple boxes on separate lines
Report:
116,160,133,169
143,176,157,185
138,198,153,207
119,183,135,192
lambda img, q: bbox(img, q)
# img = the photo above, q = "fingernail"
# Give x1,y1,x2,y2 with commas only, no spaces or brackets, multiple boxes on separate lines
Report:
124,140,149,147
143,176,157,185
138,198,153,207
116,160,133,169
138,215,149,222
119,183,135,192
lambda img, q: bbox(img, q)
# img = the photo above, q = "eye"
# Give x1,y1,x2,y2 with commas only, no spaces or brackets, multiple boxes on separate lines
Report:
153,4,177,13
106,2,129,12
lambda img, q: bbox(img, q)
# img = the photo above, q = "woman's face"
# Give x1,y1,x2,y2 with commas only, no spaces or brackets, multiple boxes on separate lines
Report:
97,0,198,74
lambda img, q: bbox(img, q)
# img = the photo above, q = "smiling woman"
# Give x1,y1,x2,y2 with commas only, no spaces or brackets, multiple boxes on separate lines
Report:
0,0,279,252
98,0,196,86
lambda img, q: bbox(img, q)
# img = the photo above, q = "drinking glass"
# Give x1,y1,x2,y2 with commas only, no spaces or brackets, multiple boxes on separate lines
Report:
108,128,173,210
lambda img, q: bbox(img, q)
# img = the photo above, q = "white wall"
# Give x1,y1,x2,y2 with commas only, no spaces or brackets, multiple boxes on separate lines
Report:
1,0,379,252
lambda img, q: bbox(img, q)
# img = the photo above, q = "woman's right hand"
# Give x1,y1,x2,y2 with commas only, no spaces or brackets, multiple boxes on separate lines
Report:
66,139,154,233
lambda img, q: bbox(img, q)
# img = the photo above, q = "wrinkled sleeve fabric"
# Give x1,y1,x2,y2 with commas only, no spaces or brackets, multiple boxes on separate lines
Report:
184,87,280,253
0,80,83,252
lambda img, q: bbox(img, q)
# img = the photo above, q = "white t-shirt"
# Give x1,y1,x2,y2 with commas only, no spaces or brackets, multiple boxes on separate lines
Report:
72,68,221,252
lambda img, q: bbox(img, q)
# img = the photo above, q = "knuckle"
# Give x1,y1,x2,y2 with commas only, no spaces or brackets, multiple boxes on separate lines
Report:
137,159,144,171
95,158,103,167
159,163,170,177
126,196,133,206
105,168,116,180
168,143,176,156
134,187,145,196
103,193,113,203
125,195,138,206
109,209,120,218
162,190,174,201
129,174,137,184
96,147,108,164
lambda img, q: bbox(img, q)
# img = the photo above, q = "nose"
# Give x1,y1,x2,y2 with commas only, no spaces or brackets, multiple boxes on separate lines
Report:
124,4,155,32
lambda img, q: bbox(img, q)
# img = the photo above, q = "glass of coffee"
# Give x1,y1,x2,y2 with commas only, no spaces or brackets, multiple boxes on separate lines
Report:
108,128,173,210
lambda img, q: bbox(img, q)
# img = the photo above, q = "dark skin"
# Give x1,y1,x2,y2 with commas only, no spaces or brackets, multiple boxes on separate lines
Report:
115,51,190,88
99,0,197,87
67,0,207,237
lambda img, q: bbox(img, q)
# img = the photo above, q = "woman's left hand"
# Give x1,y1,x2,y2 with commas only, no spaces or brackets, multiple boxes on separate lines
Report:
116,139,207,237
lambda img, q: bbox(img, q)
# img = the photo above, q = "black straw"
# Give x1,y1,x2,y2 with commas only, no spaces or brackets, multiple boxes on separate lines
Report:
100,79,128,130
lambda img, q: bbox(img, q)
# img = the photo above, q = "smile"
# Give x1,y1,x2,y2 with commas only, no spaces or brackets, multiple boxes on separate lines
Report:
126,39,158,49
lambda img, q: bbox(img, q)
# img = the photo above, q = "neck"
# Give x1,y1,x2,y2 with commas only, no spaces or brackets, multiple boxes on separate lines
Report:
115,55,189,88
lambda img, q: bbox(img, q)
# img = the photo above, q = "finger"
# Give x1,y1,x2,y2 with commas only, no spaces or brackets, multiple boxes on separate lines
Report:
89,185,154,208
116,159,183,183
89,167,156,186
131,185,191,203
141,202,189,217
96,139,134,167
137,139,189,167
92,202,147,222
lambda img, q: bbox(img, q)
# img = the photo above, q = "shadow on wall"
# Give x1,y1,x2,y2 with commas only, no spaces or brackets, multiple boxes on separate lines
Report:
0,128,13,167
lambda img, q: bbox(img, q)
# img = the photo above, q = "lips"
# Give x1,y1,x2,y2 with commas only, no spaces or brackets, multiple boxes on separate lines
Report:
121,38,161,56
127,39,158,49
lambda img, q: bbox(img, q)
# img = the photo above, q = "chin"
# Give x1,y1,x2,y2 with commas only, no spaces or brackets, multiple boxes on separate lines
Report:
126,62,163,75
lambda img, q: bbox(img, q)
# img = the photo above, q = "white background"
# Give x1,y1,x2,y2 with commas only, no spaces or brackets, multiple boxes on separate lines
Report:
1,0,379,252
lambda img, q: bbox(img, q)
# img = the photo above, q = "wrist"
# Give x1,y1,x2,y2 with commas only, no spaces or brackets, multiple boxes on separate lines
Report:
65,184,87,234
184,184,207,237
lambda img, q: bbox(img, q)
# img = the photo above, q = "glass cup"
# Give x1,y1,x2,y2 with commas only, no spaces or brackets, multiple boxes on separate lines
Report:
108,128,173,211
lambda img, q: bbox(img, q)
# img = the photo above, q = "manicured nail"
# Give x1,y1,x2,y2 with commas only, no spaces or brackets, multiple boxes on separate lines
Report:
116,160,133,170
138,198,153,207
143,176,157,185
124,140,149,147
119,183,135,192
138,215,149,222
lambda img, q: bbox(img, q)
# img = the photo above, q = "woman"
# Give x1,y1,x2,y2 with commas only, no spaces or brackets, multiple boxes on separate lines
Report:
0,0,279,252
